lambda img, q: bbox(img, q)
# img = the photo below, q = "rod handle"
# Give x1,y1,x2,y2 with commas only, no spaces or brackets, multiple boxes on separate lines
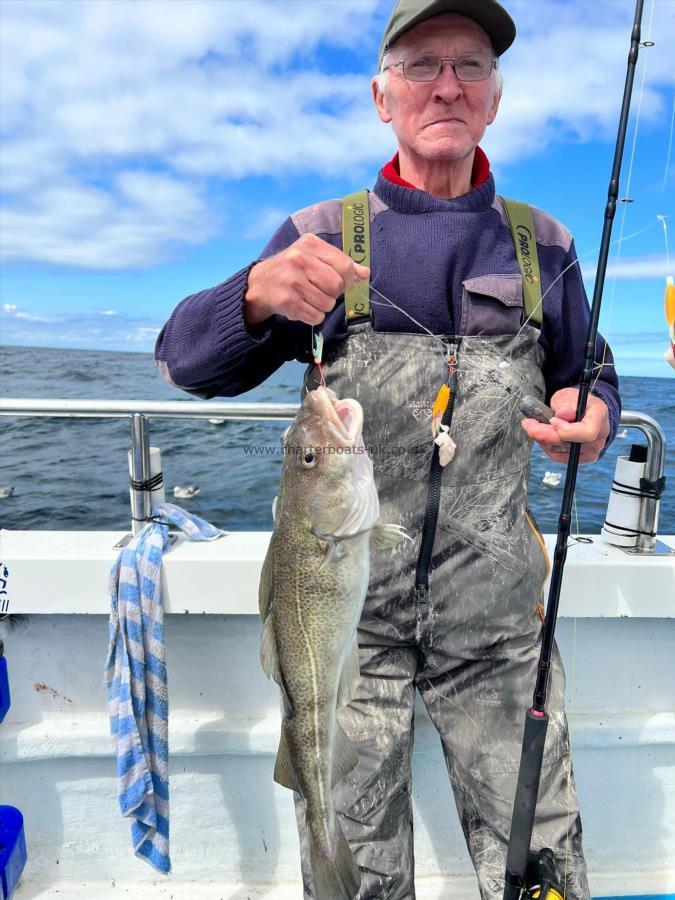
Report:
504,710,549,893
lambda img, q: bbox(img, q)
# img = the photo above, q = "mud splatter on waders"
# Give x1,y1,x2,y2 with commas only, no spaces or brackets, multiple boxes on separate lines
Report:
294,192,590,900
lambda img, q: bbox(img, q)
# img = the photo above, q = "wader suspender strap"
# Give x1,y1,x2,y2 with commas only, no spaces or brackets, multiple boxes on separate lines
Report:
342,190,371,323
501,197,543,328
340,192,543,327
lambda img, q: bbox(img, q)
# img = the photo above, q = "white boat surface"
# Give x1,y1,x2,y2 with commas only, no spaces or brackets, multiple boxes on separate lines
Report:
0,528,674,899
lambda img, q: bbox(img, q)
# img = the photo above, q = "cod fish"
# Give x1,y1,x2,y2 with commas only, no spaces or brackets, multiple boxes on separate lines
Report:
259,386,408,900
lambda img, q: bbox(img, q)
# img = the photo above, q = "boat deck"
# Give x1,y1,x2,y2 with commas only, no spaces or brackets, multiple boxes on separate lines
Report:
1,530,674,899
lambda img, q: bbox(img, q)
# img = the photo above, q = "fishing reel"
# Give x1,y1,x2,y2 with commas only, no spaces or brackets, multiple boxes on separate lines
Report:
522,848,565,900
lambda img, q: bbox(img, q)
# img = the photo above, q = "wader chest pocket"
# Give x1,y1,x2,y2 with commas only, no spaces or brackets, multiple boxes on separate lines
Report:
461,273,523,336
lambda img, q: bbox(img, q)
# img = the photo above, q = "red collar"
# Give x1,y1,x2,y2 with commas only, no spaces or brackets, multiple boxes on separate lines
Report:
382,146,490,191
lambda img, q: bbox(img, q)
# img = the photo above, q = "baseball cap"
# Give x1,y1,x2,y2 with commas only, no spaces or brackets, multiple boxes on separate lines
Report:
378,0,517,68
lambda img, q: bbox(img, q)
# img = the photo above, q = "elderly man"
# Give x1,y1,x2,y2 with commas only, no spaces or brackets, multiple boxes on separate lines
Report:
156,1,618,897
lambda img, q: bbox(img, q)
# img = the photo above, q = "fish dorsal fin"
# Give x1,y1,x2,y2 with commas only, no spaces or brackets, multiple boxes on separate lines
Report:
337,638,360,709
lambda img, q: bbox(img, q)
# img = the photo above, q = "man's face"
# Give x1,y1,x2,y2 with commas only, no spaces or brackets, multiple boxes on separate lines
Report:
373,13,502,164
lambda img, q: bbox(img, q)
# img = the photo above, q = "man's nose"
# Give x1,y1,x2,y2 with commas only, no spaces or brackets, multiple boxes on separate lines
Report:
432,63,463,101
434,59,463,102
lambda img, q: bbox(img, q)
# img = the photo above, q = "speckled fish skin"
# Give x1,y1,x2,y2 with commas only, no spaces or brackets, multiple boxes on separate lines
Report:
259,387,395,899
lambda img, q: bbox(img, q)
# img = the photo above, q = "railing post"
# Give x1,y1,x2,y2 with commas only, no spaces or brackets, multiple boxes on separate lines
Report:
129,413,152,535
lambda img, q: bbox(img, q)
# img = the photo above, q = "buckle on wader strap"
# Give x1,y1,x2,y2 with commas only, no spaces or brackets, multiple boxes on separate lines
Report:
501,197,543,328
342,190,371,326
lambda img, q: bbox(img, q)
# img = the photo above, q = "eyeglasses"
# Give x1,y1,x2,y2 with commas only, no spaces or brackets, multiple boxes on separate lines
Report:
382,51,497,83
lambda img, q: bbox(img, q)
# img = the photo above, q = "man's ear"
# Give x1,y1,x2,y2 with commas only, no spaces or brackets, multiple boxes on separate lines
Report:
371,77,392,124
487,85,501,126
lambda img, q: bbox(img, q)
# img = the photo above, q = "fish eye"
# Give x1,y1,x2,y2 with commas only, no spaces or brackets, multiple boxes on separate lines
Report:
300,450,317,469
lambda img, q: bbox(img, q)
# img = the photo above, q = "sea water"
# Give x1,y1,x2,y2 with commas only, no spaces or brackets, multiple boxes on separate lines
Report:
1,345,673,535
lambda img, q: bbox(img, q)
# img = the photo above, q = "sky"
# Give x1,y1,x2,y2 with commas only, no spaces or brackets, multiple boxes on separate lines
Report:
0,0,674,380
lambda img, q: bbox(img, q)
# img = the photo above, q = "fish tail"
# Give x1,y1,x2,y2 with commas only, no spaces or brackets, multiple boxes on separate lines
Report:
308,821,360,900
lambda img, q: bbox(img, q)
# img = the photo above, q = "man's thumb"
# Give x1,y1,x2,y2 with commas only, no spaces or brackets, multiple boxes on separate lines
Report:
353,263,370,281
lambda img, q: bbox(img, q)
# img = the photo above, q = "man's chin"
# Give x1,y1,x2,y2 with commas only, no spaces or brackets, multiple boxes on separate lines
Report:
413,139,476,163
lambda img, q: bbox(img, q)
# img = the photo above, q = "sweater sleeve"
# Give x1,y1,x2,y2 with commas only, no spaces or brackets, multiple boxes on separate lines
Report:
154,217,307,398
541,239,621,449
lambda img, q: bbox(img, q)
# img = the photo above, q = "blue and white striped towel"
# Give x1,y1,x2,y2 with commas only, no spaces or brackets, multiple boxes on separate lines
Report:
105,502,224,873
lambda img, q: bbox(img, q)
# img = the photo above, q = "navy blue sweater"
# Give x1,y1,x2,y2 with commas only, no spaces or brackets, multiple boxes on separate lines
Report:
155,168,620,440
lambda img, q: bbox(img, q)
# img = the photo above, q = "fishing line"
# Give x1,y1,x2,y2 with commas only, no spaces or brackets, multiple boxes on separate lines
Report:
513,0,657,369
662,87,675,194
361,223,658,376
658,214,670,274
563,491,583,892
358,282,451,367
311,281,450,388
590,0,655,394
504,5,646,889
512,218,661,345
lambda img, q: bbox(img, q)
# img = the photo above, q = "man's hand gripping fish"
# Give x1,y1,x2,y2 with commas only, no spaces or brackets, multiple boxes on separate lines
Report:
259,386,409,900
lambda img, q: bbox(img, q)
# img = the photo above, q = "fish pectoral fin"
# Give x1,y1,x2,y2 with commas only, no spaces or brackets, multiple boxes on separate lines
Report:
371,522,412,550
312,523,372,563
308,533,344,581
259,540,275,621
337,639,360,709
331,722,359,787
311,548,334,581
274,723,303,795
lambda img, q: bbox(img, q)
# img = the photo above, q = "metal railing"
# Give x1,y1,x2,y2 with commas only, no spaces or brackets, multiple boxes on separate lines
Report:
0,399,667,551
0,399,298,537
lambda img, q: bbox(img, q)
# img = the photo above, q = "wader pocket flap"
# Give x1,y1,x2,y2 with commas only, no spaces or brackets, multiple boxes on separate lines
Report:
461,273,524,336
462,273,523,306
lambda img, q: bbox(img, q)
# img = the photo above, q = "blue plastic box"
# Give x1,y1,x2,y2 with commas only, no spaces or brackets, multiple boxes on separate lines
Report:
0,652,10,723
0,806,26,900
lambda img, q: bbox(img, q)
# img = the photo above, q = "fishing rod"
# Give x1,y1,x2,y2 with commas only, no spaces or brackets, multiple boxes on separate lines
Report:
503,2,646,898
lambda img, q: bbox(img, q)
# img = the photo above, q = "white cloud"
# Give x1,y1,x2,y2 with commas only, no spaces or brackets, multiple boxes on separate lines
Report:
0,0,673,269
581,253,671,281
488,0,673,162
0,302,162,350
0,171,215,268
2,303,51,323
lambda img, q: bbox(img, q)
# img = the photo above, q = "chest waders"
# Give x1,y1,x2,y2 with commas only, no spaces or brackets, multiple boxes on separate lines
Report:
293,193,588,900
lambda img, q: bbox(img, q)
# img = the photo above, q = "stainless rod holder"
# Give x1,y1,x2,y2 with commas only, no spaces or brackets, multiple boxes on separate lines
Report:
618,410,667,553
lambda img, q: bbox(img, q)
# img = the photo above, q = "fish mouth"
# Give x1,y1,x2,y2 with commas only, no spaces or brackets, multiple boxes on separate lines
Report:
304,387,363,448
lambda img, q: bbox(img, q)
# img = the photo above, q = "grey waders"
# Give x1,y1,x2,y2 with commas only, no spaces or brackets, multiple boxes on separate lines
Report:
293,195,590,900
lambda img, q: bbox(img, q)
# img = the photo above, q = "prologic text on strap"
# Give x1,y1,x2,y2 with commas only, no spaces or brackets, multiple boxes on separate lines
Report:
342,190,371,323
501,197,543,328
